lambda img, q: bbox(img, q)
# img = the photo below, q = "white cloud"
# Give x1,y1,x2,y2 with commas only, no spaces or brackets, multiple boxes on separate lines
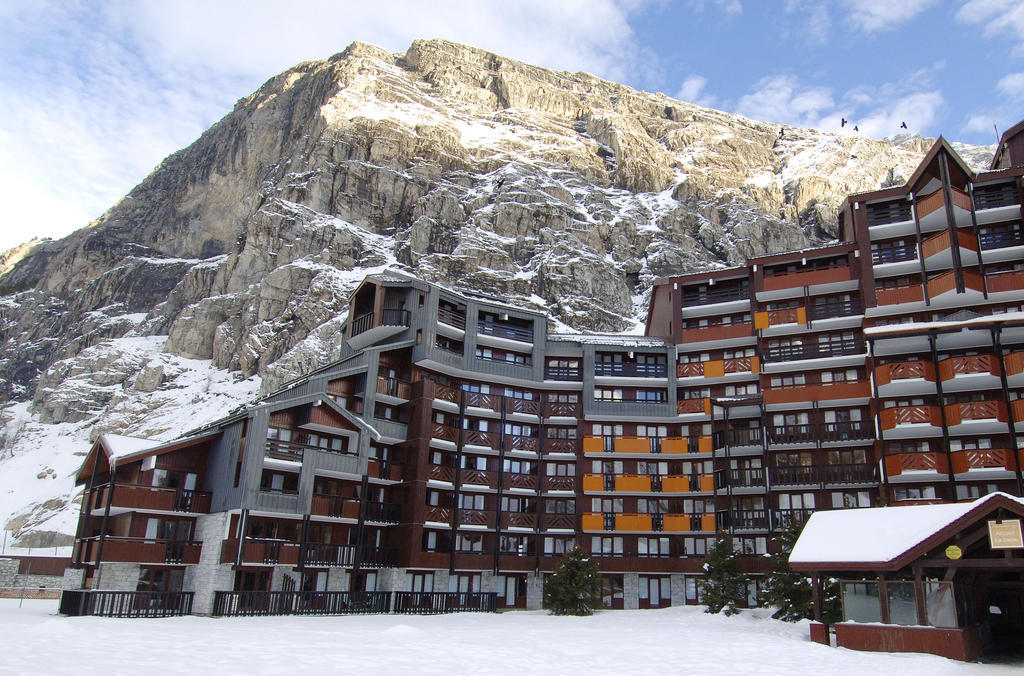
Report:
956,0,1024,56
0,0,653,252
734,72,943,138
996,72,1024,99
686,1,743,15
841,0,938,33
676,75,717,107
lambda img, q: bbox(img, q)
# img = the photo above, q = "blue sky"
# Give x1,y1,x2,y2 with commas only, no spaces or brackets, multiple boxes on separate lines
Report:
1,0,1022,252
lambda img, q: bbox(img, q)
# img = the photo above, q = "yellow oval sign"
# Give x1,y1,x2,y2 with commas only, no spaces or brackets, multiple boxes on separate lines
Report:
945,545,962,560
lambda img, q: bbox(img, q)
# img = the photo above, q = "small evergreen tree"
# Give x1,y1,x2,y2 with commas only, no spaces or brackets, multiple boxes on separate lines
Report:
543,546,603,615
699,532,747,616
761,518,841,623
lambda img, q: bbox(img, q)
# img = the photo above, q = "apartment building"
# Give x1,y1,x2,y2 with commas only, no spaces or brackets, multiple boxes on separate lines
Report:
62,124,1024,617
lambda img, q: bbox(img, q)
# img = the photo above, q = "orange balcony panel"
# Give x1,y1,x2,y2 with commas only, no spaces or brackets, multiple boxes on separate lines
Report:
921,229,978,259
662,475,689,492
764,381,870,405
875,360,935,386
938,355,999,381
754,311,769,330
689,474,715,492
723,356,757,374
614,436,649,454
662,515,690,532
950,448,1010,474
884,452,948,476
582,436,605,453
917,187,971,220
944,400,1007,426
876,284,924,306
680,322,753,343
698,436,713,453
762,265,851,292
678,398,710,415
879,405,941,430
581,513,604,531
987,269,1024,294
615,475,652,492
677,362,704,378
582,474,604,492
1012,399,1024,423
615,514,653,531
703,360,725,378
1005,352,1024,378
661,437,687,454
701,514,716,532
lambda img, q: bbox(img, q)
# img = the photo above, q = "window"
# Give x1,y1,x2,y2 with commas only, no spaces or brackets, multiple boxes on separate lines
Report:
543,536,575,555
732,537,767,555
591,536,624,556
454,533,484,552
595,388,623,401
893,485,937,501
407,572,434,592
831,491,871,508
545,462,575,476
635,389,667,402
546,427,578,439
637,425,668,437
266,427,292,442
955,483,999,500
544,499,575,514
638,537,671,557
770,374,805,388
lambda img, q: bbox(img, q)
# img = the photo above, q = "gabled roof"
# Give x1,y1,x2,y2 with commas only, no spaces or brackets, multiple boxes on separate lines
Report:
74,431,220,483
790,492,1024,571
992,118,1024,170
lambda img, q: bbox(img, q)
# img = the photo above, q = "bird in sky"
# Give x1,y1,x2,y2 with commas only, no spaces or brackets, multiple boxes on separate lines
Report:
900,121,908,129
841,117,847,127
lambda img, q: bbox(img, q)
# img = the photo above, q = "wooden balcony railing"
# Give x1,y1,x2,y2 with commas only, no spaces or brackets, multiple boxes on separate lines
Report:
945,400,1007,425
950,448,1013,474
310,494,360,519
459,469,497,489
376,376,411,399
772,508,815,527
544,437,578,453
1012,398,1024,423
769,464,878,485
681,285,750,306
680,321,752,343
431,423,458,443
677,398,710,415
544,401,580,417
503,472,538,490
350,309,409,337
762,338,865,363
986,269,1024,294
437,306,467,330
717,509,769,530
302,543,356,567
477,320,533,343
762,264,851,292
879,405,941,429
938,354,999,381
875,360,935,386
544,365,582,381
922,229,978,259
714,467,764,489
871,244,917,264
917,186,970,220
884,452,948,476
457,509,495,528
79,537,202,565
91,483,211,514
875,283,924,306
866,199,912,226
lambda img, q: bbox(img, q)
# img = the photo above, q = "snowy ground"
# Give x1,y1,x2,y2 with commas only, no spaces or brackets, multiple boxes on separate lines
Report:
1,599,1018,675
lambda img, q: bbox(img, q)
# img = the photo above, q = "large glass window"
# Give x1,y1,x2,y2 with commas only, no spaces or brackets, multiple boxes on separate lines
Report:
842,582,882,623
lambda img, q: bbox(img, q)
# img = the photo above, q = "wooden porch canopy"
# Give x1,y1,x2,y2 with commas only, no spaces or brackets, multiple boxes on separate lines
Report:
73,431,220,484
790,492,1024,573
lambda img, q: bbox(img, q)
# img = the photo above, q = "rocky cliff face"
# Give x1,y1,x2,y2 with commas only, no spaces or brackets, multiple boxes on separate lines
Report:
0,39,992,544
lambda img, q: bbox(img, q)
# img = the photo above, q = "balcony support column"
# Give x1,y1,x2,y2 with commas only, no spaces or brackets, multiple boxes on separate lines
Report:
967,183,989,298
235,508,249,568
911,193,930,306
938,151,966,294
450,389,467,576
493,394,508,575
992,327,1024,495
353,475,370,579
928,331,957,499
91,476,116,589
297,514,310,578
868,339,891,505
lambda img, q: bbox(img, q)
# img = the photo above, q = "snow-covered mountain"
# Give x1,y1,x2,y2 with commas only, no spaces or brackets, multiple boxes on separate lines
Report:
0,39,993,547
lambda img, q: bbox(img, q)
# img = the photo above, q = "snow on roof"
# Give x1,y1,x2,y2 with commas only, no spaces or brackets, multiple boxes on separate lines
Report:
546,333,668,347
99,433,163,460
789,492,1024,566
864,310,1024,336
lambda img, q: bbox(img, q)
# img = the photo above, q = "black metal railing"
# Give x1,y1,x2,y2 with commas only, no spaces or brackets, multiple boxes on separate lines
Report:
768,465,819,486
714,468,765,489
392,591,498,614
302,543,355,567
807,300,862,321
769,463,879,486
866,200,912,226
716,427,763,448
363,501,402,524
477,320,533,343
593,362,668,378
871,244,917,264
819,420,873,441
979,228,1024,250
358,545,398,568
212,591,391,617
767,423,817,444
437,306,467,329
544,365,582,381
762,338,865,363
718,509,769,530
60,590,194,618
772,508,816,527
973,182,1019,211
350,309,410,337
681,284,750,307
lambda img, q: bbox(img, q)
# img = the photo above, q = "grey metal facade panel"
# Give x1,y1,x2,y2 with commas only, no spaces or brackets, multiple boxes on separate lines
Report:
240,409,271,509
251,490,301,514
206,421,244,513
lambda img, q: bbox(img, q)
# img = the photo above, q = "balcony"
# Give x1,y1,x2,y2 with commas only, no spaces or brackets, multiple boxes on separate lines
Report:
807,299,862,321
90,483,211,514
763,380,871,405
348,309,410,349
430,423,458,444
879,405,942,435
938,355,1001,391
979,227,1024,251
950,448,1015,475
544,437,578,454
926,269,984,300
79,537,201,565
986,269,1024,295
945,400,1008,431
302,543,356,567
871,244,917,265
459,468,498,489
61,590,194,618
917,187,972,225
543,475,575,492
662,513,715,532
875,360,936,396
767,419,876,444
681,284,750,307
715,427,763,448
477,320,533,344
974,181,1020,210
754,307,805,329
762,264,851,292
544,364,582,381
717,509,769,530
772,508,815,527
457,509,496,528
594,362,668,378
662,435,713,454
762,338,865,363
677,398,711,415
921,229,978,269
714,467,765,489
362,501,402,524
437,306,466,330
501,512,537,529
376,376,411,401
677,356,759,379
768,464,878,486
866,199,913,227
884,452,948,477
767,423,816,445
680,321,753,344
310,494,360,519
875,283,924,306
265,439,357,463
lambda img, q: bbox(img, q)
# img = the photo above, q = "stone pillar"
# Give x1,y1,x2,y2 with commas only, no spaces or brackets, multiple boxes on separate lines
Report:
526,571,544,610
670,574,687,607
94,562,140,591
62,567,86,590
327,567,350,591
374,567,406,592
0,558,17,587
186,512,234,615
623,573,640,610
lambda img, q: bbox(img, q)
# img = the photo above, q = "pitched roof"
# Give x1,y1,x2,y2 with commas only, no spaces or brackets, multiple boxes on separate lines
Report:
789,492,1024,571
